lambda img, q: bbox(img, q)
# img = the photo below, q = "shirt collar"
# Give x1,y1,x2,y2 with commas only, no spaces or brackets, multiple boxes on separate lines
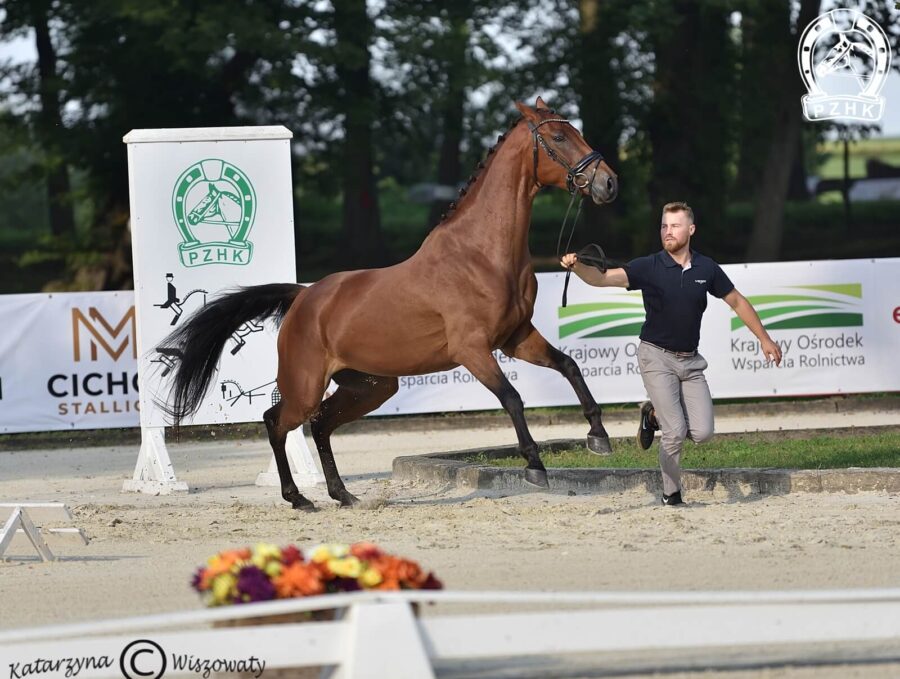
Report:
658,248,698,269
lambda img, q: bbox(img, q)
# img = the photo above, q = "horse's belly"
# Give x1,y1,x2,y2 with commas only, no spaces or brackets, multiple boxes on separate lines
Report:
331,317,455,377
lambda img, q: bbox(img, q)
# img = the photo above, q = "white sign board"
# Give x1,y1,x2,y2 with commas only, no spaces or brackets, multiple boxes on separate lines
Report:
124,127,296,428
0,292,136,433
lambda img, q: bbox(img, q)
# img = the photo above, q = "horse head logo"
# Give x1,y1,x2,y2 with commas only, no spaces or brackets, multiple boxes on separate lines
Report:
172,159,257,267
798,8,891,123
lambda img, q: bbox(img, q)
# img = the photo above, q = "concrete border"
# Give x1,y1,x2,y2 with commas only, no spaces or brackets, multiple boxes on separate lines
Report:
392,438,900,496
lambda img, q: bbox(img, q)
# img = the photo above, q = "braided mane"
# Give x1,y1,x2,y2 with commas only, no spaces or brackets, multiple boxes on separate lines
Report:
434,116,524,226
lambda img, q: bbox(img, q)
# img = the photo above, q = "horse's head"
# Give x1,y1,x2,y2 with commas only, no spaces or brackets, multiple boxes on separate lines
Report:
515,97,618,205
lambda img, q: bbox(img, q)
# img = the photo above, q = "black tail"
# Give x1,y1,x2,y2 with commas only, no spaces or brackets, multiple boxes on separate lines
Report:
157,283,303,425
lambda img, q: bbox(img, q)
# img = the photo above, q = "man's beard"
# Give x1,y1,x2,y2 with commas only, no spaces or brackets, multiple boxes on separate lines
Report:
663,238,685,252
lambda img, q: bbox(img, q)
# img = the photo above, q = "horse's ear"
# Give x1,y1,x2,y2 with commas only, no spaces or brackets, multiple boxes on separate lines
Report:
515,100,540,123
535,95,549,110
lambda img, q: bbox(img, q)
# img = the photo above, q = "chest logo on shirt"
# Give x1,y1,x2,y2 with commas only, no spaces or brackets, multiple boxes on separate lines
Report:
694,279,707,284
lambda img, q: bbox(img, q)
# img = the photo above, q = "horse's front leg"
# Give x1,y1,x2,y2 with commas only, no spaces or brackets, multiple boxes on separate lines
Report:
456,344,548,488
502,323,611,454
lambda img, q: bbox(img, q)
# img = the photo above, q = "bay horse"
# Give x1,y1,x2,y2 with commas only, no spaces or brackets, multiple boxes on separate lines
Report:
160,96,619,509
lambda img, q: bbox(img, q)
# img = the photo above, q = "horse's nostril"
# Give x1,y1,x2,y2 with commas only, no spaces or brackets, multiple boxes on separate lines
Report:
607,177,616,193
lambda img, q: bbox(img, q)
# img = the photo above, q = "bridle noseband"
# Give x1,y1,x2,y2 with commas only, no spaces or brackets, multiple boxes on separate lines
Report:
527,117,605,194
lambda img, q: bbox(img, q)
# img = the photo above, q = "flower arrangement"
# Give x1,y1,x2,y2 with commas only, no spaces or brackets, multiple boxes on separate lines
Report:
191,542,442,606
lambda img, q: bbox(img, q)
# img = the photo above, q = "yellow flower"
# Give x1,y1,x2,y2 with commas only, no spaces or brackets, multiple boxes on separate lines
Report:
328,556,362,578
211,573,237,605
358,567,383,588
251,543,281,569
264,561,283,577
311,544,349,563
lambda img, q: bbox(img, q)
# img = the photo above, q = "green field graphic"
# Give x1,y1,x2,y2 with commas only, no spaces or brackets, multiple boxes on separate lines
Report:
558,299,645,339
733,284,863,331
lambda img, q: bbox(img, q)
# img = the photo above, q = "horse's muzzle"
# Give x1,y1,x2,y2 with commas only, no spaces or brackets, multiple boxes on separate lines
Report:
589,171,618,205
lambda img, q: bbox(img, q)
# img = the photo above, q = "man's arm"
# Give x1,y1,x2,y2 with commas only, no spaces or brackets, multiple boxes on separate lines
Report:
560,254,630,288
723,288,782,365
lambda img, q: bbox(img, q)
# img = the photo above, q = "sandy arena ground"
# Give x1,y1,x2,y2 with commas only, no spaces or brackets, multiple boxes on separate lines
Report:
2,406,900,677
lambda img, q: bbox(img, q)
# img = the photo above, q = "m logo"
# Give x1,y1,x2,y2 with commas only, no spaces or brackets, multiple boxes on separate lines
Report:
72,307,137,361
172,158,257,267
798,9,891,122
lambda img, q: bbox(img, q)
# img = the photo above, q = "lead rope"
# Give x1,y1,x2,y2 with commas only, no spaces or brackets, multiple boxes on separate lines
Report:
558,162,599,308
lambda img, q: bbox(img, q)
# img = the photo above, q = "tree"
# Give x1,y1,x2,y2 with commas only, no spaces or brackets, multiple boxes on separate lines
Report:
331,0,388,268
644,0,738,235
40,0,308,287
744,0,820,262
378,0,538,231
1,0,75,239
573,0,630,248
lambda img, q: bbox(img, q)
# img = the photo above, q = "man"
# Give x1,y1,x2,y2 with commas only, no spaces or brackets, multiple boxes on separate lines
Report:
561,201,782,506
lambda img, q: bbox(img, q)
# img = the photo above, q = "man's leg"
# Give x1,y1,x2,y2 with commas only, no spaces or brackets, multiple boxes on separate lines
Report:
681,353,714,445
637,343,687,497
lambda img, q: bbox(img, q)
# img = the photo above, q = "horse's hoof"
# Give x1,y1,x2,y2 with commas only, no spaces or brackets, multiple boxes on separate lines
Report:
337,492,360,508
587,434,612,455
524,467,549,489
286,494,316,511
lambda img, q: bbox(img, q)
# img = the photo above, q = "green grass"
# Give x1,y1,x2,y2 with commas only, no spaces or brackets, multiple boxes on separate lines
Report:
465,430,900,470
816,137,900,179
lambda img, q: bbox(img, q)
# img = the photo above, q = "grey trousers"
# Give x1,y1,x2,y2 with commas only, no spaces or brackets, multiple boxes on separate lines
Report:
637,342,715,495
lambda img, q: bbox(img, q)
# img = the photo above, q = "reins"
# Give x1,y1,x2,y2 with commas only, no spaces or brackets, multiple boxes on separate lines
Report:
527,115,609,309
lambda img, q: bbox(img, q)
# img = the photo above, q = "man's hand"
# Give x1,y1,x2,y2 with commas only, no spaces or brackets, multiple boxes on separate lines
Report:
761,338,782,366
560,253,578,269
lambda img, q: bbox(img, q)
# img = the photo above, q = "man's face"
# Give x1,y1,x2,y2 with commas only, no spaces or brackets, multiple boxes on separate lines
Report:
660,210,695,252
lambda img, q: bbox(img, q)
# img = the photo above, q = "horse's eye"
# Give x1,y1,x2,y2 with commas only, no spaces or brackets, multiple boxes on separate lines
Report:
553,134,565,143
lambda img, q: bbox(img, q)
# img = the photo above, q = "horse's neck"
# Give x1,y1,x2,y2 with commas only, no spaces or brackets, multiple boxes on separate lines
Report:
428,126,536,268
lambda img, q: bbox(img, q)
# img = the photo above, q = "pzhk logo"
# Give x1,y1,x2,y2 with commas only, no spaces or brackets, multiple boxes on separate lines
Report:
72,307,137,361
172,159,256,267
798,8,891,122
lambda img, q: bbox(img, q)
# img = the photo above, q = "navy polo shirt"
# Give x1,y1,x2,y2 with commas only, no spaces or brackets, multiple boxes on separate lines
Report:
625,249,734,353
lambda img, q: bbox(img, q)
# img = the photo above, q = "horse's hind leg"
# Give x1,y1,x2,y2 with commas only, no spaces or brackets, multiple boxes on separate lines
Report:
309,370,399,507
263,400,316,510
503,323,611,454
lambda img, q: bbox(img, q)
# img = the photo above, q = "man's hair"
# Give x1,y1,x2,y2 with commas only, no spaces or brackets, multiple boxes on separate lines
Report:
662,201,694,224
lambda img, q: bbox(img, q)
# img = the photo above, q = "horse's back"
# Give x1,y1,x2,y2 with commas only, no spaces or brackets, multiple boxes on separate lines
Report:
280,264,456,375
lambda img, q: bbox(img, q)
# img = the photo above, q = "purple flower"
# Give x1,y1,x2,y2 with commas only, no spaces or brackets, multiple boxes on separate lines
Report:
330,577,362,593
236,566,276,603
190,568,205,592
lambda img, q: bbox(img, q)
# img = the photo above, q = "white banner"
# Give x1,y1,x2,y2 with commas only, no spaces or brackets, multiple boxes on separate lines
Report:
1,258,897,432
369,257,900,414
0,292,137,433
124,127,296,428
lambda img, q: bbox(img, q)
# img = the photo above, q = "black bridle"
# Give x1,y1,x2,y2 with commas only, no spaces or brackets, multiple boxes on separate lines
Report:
527,116,609,308
528,117,605,194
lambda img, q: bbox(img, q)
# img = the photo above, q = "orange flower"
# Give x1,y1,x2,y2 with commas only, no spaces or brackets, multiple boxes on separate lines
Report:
273,562,325,598
199,549,250,590
376,577,401,591
395,559,424,586
350,542,383,560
